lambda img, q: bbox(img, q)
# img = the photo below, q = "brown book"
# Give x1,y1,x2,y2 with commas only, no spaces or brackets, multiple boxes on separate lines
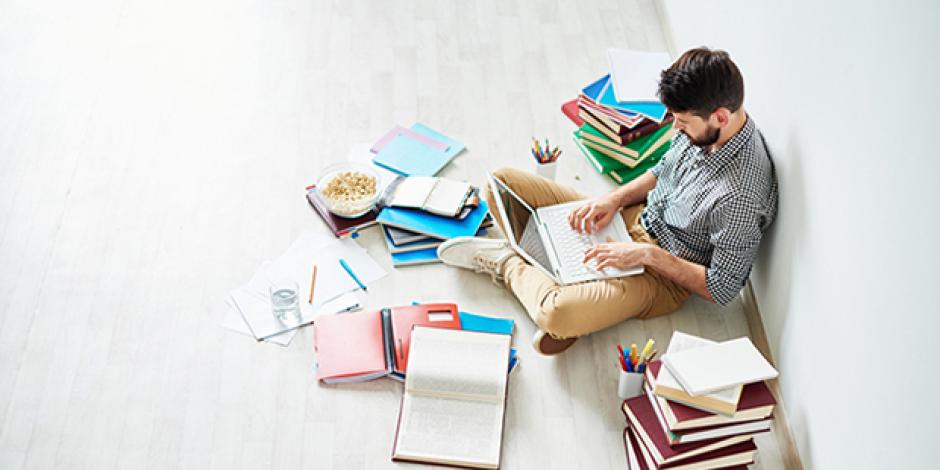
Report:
646,361,776,430
622,396,757,468
624,427,754,470
578,94,648,129
305,185,379,238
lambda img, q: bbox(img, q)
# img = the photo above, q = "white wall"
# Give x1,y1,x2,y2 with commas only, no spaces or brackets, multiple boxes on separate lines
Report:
657,0,939,468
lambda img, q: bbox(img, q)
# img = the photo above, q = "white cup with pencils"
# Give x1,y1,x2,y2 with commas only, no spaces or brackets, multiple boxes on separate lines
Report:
532,138,560,180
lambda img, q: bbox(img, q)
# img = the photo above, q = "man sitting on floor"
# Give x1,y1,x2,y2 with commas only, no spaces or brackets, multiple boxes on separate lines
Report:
437,47,778,355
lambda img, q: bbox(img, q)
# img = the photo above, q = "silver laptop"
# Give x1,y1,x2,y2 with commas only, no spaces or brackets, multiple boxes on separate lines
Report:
489,174,643,285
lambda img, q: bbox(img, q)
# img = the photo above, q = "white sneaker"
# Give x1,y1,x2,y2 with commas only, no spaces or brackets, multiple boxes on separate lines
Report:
437,237,515,283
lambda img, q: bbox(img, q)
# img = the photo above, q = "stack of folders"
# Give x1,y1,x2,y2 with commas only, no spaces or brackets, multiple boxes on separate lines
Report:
561,49,677,185
313,304,518,384
621,331,779,469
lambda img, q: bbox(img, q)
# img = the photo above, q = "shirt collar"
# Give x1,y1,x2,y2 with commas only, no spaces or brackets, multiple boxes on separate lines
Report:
690,115,755,166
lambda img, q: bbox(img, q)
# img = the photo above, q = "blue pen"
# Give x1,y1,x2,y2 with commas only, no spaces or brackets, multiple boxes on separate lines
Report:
339,258,367,292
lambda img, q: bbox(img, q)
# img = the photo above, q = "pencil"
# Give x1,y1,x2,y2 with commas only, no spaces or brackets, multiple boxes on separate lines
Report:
308,264,318,304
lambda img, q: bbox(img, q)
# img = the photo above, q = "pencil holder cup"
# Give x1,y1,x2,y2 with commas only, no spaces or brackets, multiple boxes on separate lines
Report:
617,370,645,399
534,160,558,180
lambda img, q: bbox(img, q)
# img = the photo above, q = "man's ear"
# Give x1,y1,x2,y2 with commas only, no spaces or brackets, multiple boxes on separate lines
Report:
712,107,731,127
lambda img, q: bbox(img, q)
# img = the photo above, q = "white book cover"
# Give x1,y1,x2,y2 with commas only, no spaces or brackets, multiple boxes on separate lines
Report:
663,337,779,396
606,48,672,103
658,331,740,404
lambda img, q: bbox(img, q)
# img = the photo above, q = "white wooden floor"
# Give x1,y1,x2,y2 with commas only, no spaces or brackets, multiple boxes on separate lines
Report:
0,0,787,469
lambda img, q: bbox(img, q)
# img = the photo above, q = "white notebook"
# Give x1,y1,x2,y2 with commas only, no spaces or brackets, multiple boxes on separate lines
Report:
390,176,472,217
662,337,779,396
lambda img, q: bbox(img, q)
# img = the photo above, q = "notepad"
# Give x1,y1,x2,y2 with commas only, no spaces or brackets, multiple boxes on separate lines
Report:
372,123,465,176
662,337,779,396
606,48,672,103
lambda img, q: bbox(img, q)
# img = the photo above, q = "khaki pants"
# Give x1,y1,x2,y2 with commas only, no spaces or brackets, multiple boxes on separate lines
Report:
486,167,691,339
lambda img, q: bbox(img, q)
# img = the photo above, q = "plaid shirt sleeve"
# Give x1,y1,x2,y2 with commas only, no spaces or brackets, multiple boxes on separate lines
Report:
705,195,765,305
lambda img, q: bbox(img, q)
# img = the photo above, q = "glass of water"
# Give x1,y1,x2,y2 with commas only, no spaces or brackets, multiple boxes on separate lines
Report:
269,279,300,323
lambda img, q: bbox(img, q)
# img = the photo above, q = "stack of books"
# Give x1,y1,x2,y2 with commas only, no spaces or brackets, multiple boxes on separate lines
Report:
369,123,495,267
621,331,779,469
562,49,677,185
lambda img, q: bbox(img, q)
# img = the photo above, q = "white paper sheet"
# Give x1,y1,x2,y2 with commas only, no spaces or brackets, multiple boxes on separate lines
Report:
220,232,384,343
607,48,672,103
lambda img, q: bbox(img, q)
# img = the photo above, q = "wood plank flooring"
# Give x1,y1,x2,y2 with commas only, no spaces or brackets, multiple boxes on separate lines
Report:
0,0,786,468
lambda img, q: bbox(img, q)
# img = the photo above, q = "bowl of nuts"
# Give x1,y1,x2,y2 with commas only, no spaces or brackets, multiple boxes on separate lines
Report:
316,163,380,218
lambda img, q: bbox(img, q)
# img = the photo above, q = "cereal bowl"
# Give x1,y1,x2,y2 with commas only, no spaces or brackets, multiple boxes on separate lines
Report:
316,163,380,218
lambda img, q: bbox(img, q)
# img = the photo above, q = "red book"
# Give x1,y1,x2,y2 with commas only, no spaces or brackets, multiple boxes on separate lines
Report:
305,185,379,238
624,427,754,470
622,396,758,468
562,98,585,126
642,385,772,446
646,361,776,431
313,304,462,383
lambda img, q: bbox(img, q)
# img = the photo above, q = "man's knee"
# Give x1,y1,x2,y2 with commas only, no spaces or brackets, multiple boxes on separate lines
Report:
535,291,587,339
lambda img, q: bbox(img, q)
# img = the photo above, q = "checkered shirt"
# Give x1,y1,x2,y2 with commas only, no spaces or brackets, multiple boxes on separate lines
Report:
641,116,778,305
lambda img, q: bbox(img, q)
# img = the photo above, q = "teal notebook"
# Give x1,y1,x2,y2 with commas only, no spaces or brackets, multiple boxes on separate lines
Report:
377,201,489,240
372,123,465,176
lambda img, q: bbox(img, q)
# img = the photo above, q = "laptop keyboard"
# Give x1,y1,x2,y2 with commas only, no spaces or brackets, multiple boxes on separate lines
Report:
538,207,599,277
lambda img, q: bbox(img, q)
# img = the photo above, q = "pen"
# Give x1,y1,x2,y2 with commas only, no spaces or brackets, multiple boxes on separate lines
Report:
630,343,638,367
308,264,318,304
645,350,658,364
617,344,625,362
339,258,367,292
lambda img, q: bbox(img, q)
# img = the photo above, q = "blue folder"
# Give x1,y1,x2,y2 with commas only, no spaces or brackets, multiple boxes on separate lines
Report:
372,123,465,176
390,247,440,267
377,201,489,240
584,74,668,123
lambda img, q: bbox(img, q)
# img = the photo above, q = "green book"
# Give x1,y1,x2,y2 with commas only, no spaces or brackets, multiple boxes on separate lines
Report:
572,133,627,174
608,143,670,185
577,122,674,163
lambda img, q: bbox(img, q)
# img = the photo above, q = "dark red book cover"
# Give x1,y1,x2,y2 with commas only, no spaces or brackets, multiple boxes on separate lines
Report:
562,98,585,126
622,396,756,466
305,185,379,237
647,361,776,423
624,427,752,470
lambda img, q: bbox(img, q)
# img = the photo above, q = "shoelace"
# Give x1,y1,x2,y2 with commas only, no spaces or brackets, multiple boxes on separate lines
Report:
471,251,505,285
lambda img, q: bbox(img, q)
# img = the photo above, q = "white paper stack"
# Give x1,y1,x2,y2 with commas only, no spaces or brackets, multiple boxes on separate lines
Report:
220,232,387,346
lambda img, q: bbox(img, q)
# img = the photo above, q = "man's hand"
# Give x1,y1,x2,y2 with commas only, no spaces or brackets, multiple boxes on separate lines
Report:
568,195,621,234
583,236,654,271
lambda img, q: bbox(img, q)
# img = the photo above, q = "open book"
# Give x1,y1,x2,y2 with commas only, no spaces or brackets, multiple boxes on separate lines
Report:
392,327,512,469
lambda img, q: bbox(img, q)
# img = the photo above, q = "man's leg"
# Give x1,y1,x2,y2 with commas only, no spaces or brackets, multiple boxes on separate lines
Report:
483,172,690,342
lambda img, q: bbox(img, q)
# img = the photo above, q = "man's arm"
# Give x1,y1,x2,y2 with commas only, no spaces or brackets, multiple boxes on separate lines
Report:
611,170,657,208
585,241,716,302
569,170,658,234
646,247,715,302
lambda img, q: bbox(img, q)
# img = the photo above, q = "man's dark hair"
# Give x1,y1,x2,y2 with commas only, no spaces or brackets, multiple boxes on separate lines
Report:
657,47,744,118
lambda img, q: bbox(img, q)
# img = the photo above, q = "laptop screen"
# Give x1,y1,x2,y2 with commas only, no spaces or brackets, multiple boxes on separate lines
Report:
491,176,553,273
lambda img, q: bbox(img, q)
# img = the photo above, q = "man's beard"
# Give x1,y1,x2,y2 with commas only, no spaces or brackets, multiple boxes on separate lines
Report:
687,125,721,147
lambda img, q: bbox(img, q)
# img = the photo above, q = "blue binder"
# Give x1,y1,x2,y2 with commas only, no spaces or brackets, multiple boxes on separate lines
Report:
377,201,489,240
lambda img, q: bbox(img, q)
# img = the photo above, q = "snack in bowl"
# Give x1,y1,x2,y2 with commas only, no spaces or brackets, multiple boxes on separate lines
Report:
317,164,379,218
